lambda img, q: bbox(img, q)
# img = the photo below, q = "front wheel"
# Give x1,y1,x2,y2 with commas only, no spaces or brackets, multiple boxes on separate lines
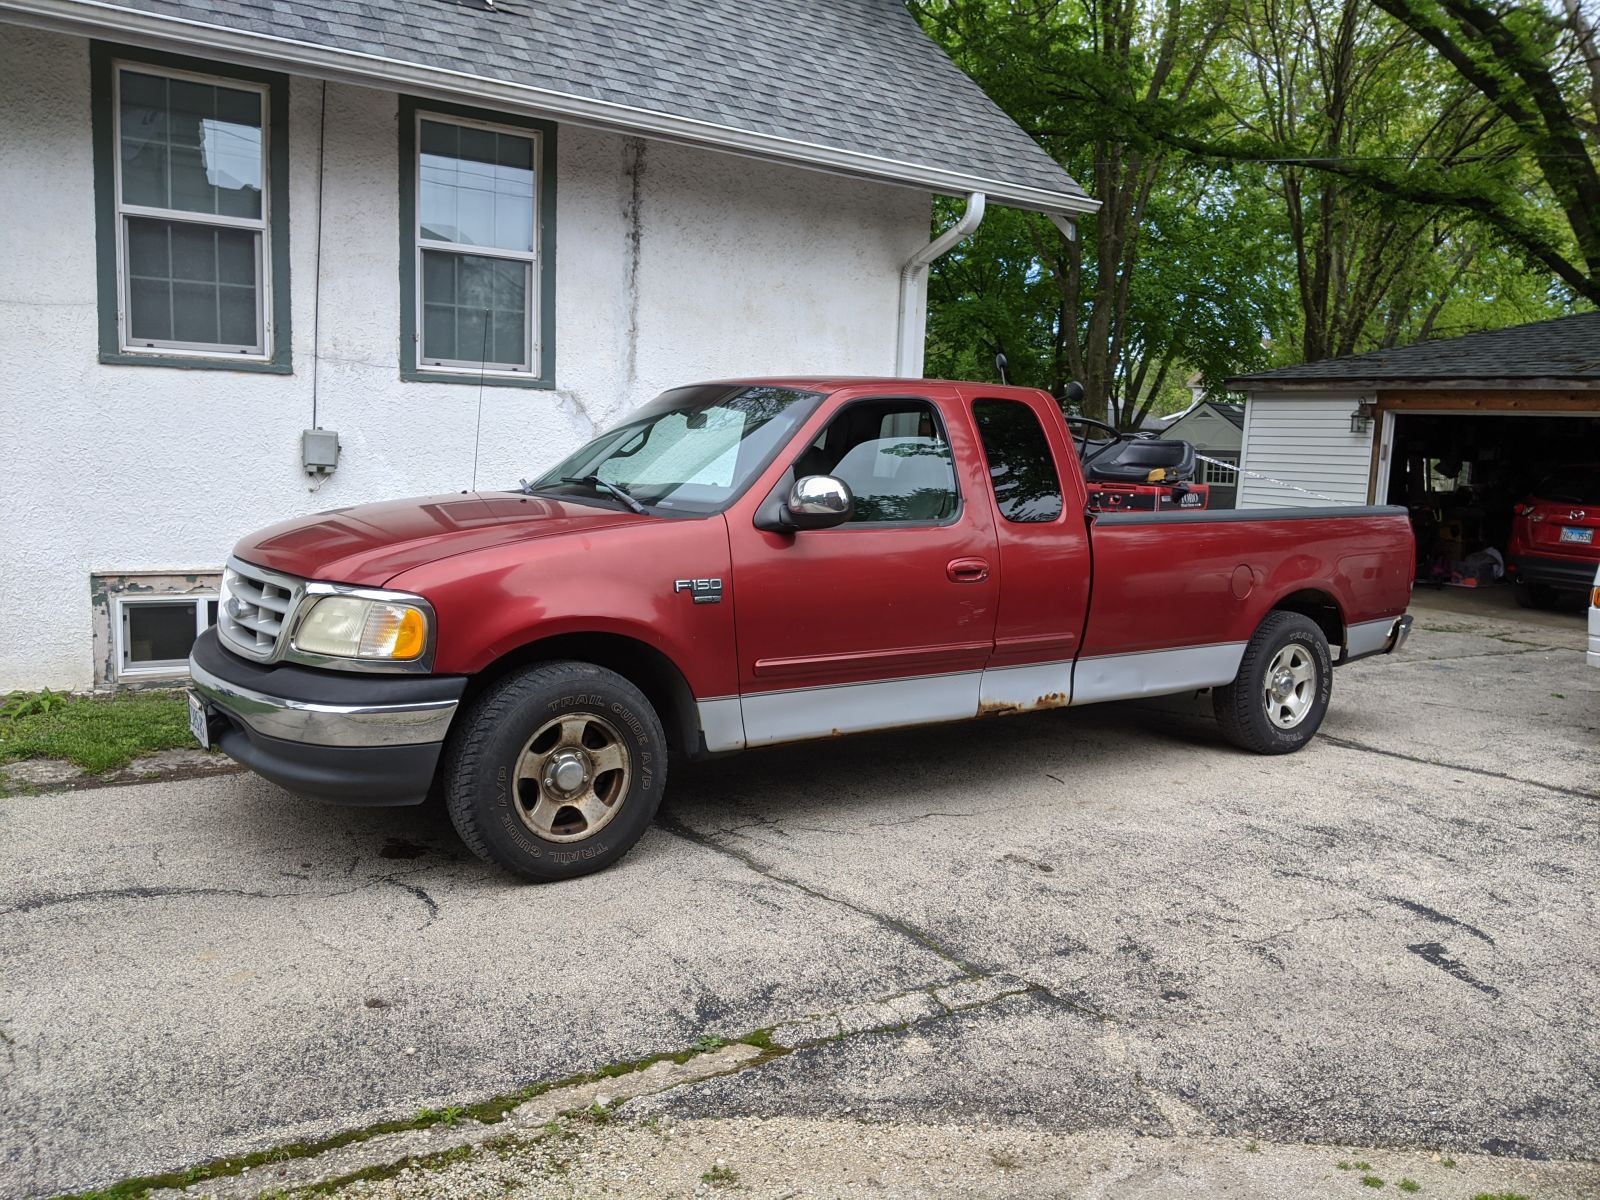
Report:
442,661,668,881
1213,611,1333,754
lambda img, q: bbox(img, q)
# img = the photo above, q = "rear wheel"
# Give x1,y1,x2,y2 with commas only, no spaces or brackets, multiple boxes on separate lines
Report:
1514,581,1558,610
443,661,667,881
1213,611,1333,754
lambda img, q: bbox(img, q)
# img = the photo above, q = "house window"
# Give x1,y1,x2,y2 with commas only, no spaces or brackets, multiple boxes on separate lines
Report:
92,45,290,371
400,99,557,387
117,596,218,678
1201,456,1238,485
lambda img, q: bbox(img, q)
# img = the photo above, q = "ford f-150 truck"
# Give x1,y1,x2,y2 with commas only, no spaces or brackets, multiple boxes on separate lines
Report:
188,378,1415,881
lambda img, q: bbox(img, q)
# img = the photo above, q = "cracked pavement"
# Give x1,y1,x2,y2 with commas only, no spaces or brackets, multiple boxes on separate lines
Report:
2,589,1597,1197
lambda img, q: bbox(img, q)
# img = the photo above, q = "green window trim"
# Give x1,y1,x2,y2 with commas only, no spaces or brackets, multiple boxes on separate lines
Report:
399,96,558,390
90,41,292,374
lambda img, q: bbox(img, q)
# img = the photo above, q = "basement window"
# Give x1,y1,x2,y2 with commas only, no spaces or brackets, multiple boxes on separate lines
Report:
116,596,218,678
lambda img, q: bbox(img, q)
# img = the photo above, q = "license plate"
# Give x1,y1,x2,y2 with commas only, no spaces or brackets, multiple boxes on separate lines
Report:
187,689,210,749
1560,526,1594,545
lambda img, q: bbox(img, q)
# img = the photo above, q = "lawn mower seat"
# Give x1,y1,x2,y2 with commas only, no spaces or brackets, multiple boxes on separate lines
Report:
1083,437,1196,484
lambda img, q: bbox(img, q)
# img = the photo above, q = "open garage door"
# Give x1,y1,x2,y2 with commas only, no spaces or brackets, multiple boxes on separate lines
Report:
1382,410,1600,596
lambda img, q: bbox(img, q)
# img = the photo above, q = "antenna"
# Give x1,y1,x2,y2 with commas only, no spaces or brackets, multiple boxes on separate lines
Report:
470,309,488,491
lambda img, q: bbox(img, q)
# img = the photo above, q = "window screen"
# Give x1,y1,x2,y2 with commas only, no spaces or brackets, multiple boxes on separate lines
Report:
116,67,267,354
416,116,537,371
973,400,1064,523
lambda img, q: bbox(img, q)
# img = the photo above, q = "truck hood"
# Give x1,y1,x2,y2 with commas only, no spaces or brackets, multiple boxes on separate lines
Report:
233,493,646,586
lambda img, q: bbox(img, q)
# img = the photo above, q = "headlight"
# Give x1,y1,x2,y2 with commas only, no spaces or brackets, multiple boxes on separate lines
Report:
292,595,429,661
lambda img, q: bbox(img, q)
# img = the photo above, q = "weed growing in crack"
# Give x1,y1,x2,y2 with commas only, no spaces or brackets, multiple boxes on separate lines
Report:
702,1162,739,1187
694,1034,727,1053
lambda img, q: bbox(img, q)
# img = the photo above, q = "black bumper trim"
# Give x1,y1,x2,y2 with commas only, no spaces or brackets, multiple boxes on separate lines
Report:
1511,555,1599,591
215,718,441,806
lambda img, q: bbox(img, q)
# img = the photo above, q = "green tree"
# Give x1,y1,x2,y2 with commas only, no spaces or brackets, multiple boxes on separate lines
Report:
917,0,1289,426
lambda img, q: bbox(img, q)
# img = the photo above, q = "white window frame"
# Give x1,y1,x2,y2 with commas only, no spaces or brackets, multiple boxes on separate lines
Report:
115,594,218,679
412,109,540,377
111,60,272,360
1201,456,1239,486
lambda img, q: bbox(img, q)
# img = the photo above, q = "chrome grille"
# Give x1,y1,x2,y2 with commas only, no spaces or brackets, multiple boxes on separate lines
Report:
218,559,303,660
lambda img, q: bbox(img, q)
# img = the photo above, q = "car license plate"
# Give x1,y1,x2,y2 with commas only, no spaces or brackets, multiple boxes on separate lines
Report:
187,689,210,749
1560,526,1594,545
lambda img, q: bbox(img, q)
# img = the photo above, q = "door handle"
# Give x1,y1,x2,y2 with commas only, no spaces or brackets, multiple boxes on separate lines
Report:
947,557,990,583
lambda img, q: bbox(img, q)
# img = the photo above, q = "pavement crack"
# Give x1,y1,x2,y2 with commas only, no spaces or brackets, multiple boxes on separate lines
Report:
655,813,982,978
1383,896,1495,945
1,884,298,916
1320,734,1598,800
1407,941,1501,999
385,879,440,922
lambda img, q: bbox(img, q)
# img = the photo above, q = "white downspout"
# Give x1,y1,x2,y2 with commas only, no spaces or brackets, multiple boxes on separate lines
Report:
895,191,986,377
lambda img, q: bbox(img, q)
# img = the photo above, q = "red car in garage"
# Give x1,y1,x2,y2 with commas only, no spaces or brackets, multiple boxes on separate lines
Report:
1509,466,1600,607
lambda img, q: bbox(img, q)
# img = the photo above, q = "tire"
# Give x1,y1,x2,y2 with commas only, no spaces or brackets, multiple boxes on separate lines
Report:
1514,581,1557,610
442,661,668,882
1212,611,1333,755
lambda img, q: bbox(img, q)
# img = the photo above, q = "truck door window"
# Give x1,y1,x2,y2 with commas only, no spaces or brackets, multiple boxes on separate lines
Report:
973,399,1065,523
798,399,959,524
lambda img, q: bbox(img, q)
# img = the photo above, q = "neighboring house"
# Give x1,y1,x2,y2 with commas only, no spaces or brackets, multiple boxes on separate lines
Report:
1228,313,1600,510
0,0,1094,690
1155,400,1244,508
1227,313,1600,597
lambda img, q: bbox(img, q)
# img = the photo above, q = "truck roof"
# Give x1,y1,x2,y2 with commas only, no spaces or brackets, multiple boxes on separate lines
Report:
693,377,1054,399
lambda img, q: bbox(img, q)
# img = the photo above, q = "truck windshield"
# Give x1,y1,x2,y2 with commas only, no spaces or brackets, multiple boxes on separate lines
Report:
529,384,825,515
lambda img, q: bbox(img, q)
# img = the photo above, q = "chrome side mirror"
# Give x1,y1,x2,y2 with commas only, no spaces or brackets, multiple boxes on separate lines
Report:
785,475,853,530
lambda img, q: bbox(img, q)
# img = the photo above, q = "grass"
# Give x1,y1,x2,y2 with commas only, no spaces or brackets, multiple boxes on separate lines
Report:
0,689,194,774
702,1163,739,1187
1398,1181,1420,1193
1361,1176,1385,1188
1471,1194,1529,1200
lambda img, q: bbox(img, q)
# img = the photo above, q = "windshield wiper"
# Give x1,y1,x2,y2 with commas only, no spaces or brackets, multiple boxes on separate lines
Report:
559,474,649,515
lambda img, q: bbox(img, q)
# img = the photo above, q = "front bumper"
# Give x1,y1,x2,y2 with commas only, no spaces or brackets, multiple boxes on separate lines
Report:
1511,554,1599,592
188,628,466,805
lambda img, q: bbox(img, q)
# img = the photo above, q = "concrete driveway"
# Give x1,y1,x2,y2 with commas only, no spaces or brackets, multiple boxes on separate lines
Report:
2,590,1596,1197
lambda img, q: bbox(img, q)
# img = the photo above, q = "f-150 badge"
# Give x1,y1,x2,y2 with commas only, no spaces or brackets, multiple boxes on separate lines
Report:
674,578,723,604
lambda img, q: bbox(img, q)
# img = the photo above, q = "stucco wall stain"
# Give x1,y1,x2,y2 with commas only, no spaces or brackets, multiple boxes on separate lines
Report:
624,136,646,389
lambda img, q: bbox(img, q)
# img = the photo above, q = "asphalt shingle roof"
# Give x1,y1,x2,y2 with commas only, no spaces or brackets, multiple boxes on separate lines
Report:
1228,312,1600,389
54,0,1088,211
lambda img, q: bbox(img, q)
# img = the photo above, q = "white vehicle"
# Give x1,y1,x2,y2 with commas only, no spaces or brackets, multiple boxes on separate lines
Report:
1590,563,1600,669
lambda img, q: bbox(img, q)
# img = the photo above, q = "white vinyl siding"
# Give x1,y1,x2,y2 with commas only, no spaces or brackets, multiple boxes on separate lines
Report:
1237,393,1377,508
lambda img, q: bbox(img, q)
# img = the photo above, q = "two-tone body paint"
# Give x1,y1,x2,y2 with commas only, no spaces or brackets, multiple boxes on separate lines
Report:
230,378,1415,756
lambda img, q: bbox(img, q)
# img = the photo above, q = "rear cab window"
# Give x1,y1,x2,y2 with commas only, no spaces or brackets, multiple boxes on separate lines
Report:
972,399,1065,523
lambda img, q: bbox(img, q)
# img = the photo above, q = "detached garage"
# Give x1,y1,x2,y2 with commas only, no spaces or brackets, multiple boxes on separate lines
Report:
1228,311,1600,599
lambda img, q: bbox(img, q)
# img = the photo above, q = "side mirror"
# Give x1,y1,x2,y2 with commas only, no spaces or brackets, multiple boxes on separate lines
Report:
755,474,854,532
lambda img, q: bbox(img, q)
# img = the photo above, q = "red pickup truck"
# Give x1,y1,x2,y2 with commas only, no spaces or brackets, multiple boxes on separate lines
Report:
189,379,1414,880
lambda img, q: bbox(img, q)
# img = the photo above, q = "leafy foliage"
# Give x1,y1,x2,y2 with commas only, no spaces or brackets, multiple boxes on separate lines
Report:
914,0,1590,404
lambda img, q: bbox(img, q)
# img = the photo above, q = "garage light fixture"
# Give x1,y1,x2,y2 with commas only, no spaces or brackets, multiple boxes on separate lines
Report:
1350,402,1376,435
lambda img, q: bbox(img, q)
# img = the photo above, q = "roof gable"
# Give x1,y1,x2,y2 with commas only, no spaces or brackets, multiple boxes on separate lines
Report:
12,0,1094,216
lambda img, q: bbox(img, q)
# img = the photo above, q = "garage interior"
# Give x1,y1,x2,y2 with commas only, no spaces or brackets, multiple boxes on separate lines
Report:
1383,407,1600,602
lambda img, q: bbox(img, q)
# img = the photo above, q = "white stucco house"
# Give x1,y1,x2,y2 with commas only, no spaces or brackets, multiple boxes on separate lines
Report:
0,0,1094,691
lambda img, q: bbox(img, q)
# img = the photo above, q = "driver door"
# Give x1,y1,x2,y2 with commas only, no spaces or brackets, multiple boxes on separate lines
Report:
726,393,999,746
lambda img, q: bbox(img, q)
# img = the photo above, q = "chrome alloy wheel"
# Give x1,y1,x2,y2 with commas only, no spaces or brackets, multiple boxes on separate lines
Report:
513,713,631,842
1262,645,1316,729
